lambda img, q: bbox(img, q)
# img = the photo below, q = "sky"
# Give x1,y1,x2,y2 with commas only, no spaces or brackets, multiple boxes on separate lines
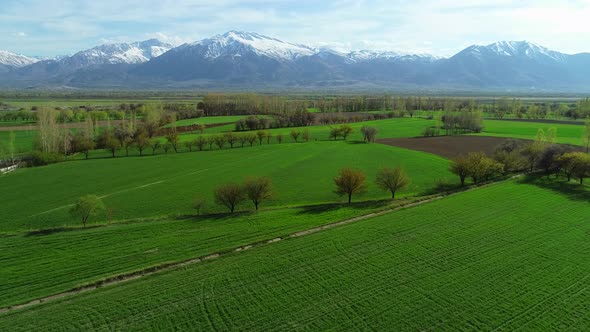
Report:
1,0,590,57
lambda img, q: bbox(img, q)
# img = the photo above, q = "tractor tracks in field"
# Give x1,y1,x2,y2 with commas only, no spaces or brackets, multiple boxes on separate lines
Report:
1,176,520,315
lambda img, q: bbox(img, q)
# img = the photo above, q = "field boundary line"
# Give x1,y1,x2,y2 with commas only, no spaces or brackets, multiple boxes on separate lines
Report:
27,144,293,219
0,175,520,314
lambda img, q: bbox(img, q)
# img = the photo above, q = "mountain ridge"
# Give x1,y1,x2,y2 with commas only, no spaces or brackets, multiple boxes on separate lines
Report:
2,32,590,91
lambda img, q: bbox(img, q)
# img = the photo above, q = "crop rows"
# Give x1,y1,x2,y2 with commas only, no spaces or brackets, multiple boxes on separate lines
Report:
3,179,590,330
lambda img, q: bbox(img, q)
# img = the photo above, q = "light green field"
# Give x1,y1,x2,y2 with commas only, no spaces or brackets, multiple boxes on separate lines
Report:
0,141,455,232
168,115,271,127
3,99,197,109
3,178,590,330
0,130,36,153
0,202,387,309
477,119,586,145
177,117,435,143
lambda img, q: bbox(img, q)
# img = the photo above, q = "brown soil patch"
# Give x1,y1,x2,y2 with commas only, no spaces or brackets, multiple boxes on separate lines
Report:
377,136,531,159
488,118,585,126
159,122,234,135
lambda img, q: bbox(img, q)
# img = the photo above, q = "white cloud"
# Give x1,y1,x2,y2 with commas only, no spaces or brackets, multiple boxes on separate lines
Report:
1,0,590,56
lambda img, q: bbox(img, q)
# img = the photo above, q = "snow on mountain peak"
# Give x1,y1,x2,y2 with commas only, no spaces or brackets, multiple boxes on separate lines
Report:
0,50,39,67
69,39,173,66
468,41,566,62
191,30,316,60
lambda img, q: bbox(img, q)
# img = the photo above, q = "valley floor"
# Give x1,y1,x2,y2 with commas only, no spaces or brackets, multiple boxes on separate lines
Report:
2,177,590,331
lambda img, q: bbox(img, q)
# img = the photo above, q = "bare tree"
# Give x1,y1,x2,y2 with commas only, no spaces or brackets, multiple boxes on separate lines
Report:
214,183,245,213
166,130,180,153
134,132,150,156
195,136,207,151
334,168,367,204
246,133,257,147
214,135,227,150
207,136,215,150
184,140,194,152
339,125,354,140
276,134,283,144
361,126,378,142
257,130,268,145
243,177,273,210
290,129,301,142
375,167,410,199
37,108,60,153
224,132,238,148
238,134,248,148
150,139,161,155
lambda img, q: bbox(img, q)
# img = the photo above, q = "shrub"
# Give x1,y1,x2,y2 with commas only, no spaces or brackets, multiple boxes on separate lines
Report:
27,151,65,167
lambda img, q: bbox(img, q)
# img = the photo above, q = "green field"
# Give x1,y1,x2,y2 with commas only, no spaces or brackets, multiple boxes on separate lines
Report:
0,130,36,154
3,178,590,330
168,115,271,127
478,119,586,145
0,202,389,309
2,99,198,109
177,117,435,143
0,141,455,232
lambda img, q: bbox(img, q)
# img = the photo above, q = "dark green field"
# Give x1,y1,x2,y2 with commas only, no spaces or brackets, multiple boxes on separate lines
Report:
3,178,590,330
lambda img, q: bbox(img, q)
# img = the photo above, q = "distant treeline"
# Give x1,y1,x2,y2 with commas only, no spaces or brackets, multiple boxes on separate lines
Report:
201,94,590,120
2,94,590,123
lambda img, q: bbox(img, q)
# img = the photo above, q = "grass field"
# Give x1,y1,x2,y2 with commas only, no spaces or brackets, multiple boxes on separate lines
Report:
478,119,586,146
3,177,590,330
177,117,435,143
168,115,272,128
0,202,388,308
2,99,199,109
0,141,455,232
0,130,36,153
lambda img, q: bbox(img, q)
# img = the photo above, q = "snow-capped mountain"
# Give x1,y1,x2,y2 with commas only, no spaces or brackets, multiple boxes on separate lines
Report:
187,31,316,61
57,39,173,69
0,50,39,68
347,50,439,62
2,32,590,91
463,41,567,63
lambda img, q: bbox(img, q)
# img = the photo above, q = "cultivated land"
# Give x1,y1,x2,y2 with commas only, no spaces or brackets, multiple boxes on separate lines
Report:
5,115,586,156
0,141,455,232
478,119,586,146
378,136,533,159
0,202,391,309
3,178,590,330
4,96,590,332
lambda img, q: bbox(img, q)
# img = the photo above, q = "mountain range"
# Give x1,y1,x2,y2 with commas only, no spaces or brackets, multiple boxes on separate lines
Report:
1,31,589,92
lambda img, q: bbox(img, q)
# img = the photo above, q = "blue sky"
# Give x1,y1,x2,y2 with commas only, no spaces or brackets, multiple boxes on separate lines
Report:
2,0,589,57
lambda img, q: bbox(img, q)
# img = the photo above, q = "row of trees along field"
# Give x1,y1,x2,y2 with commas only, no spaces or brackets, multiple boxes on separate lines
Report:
2,95,590,123
27,104,381,165
29,105,178,164
69,166,409,227
0,102,203,123
209,166,410,215
449,127,590,186
200,94,590,120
